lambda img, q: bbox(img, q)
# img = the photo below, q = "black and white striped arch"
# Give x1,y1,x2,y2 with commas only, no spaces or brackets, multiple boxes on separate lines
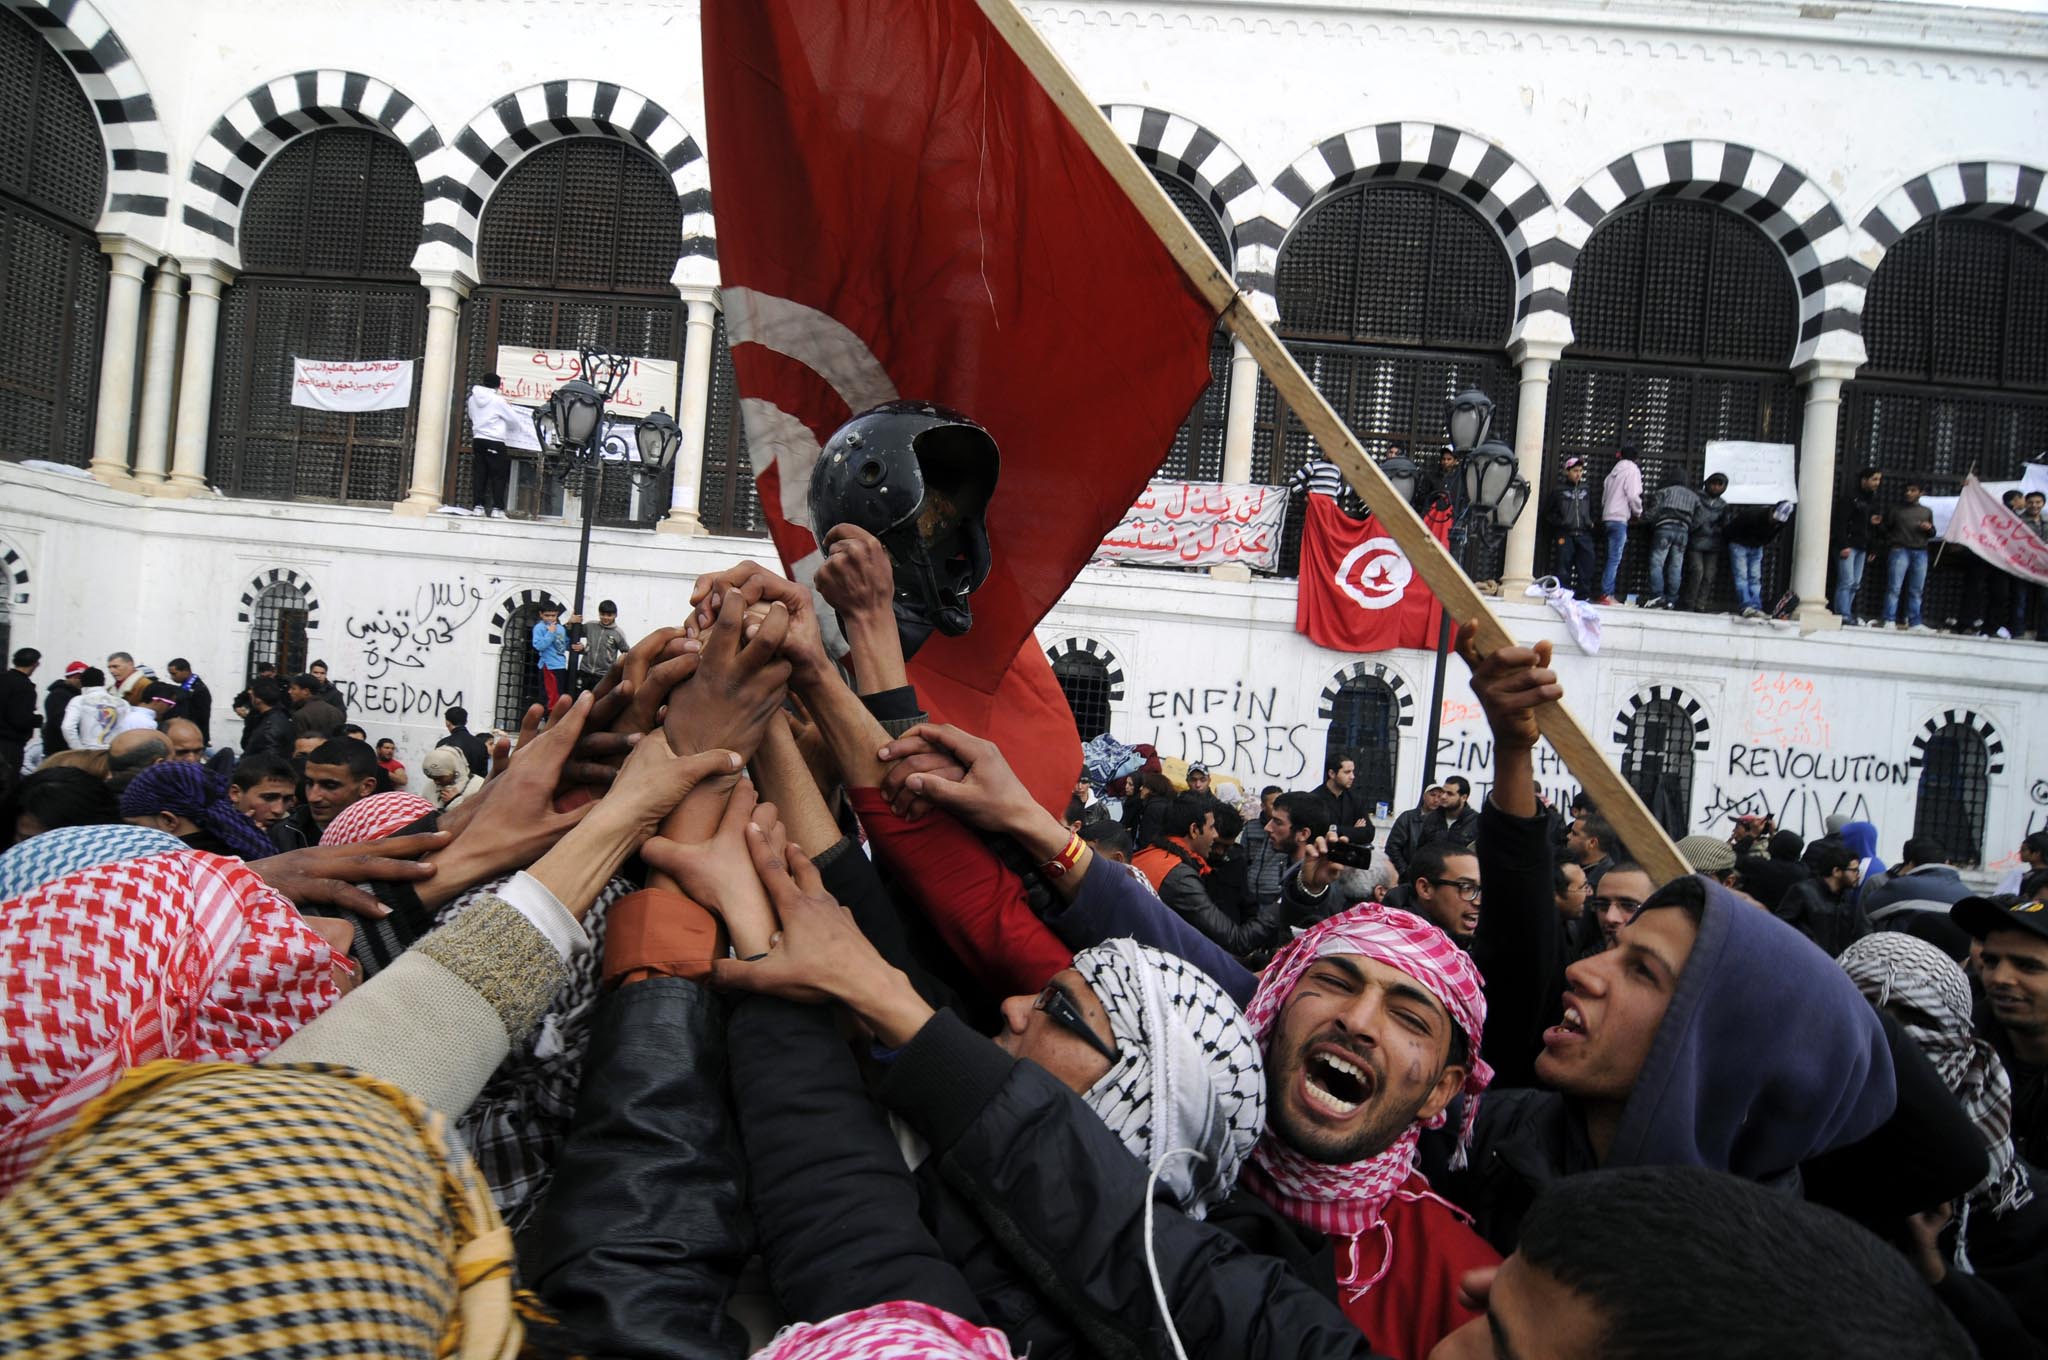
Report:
1102,104,1272,297
488,588,566,647
1612,685,1711,752
1556,140,1859,360
1,539,28,608
1317,661,1415,727
1859,161,2048,282
236,568,320,632
6,0,170,226
181,69,442,252
419,80,714,285
1043,636,1125,704
1269,122,1556,327
1908,710,2005,778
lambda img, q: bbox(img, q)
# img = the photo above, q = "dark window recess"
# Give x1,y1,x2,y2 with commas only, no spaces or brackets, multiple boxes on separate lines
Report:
1836,215,2048,628
1325,677,1400,814
1913,722,1990,868
210,129,426,504
0,7,107,469
1052,652,1113,742
1153,172,1232,483
1546,199,1800,609
1621,698,1696,840
494,599,559,731
1257,181,1516,578
246,583,311,682
697,312,766,538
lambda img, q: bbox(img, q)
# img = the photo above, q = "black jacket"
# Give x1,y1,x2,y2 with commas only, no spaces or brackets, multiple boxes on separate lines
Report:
1686,489,1733,552
1725,503,1790,550
1383,808,1423,874
527,978,751,1359
243,706,296,760
1835,487,1882,552
1545,482,1597,535
1308,784,1374,838
269,803,319,852
0,668,37,744
1413,803,1480,857
178,676,214,742
42,680,76,752
1774,876,1870,957
438,728,492,779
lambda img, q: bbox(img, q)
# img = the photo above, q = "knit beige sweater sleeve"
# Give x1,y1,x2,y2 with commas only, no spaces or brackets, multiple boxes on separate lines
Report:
263,896,568,1118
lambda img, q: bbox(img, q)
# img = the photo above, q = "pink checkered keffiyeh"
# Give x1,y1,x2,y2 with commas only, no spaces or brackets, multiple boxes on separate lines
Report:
322,791,438,846
0,851,340,1192
1240,903,1493,1295
756,1302,1015,1359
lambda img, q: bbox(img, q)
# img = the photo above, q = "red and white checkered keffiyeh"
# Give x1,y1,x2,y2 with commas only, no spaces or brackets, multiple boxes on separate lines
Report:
0,850,340,1192
1240,903,1494,1295
323,791,438,846
756,1302,1016,1359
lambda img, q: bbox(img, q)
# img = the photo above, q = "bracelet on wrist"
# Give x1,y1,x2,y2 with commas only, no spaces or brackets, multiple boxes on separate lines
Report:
1039,830,1086,880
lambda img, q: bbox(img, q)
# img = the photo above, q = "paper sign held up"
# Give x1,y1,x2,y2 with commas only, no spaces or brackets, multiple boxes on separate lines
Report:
1704,440,1797,506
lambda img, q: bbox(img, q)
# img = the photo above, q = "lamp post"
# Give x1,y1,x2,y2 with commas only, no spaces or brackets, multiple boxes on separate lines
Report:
533,349,679,682
1418,390,1529,792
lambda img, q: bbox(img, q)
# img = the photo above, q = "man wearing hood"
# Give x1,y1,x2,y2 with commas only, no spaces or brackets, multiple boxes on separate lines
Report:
464,371,522,518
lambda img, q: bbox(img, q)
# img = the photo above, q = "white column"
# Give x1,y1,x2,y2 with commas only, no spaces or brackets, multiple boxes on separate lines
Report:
659,284,721,536
395,270,473,516
164,259,235,498
1209,336,1263,581
131,261,184,487
89,237,154,485
1500,337,1569,595
1790,359,1861,634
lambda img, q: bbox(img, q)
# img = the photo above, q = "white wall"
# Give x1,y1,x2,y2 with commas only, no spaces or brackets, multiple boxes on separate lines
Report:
6,461,2041,880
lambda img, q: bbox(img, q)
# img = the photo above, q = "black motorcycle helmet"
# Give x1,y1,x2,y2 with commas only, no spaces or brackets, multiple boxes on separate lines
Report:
808,400,999,654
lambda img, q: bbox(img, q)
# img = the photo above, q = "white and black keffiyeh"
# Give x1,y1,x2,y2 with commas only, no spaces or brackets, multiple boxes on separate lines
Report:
1070,939,1265,1219
1839,932,2032,1215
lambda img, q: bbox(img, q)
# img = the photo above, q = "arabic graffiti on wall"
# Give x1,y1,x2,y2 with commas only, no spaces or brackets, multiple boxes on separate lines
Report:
1096,482,1285,569
343,575,495,681
1142,684,1313,781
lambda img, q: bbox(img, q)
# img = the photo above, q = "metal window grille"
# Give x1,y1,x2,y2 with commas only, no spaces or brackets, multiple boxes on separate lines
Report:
1153,173,1231,482
246,582,311,682
1325,677,1400,813
1052,652,1112,741
494,600,560,730
1622,698,1696,840
1256,182,1516,577
210,129,426,503
1836,216,2048,628
1913,722,1990,867
1545,200,1800,607
452,138,711,528
0,7,107,469
0,597,10,665
697,312,768,537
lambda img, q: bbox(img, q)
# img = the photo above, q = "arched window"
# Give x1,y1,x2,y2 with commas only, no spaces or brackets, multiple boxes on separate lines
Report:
1621,698,1696,839
1052,651,1112,742
1153,172,1232,483
494,598,559,730
0,7,108,468
1325,676,1400,813
1549,199,1799,607
462,137,759,533
246,581,312,682
1839,215,2048,627
209,129,425,503
1261,182,1516,576
1913,722,1991,867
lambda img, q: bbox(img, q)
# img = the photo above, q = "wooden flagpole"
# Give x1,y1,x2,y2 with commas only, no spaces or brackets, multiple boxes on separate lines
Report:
975,0,1688,883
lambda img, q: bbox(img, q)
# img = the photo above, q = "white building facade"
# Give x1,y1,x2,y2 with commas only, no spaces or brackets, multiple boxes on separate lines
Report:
1,0,2043,875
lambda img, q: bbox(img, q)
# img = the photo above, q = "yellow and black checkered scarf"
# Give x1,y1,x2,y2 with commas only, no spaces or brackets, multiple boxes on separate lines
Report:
0,1060,525,1359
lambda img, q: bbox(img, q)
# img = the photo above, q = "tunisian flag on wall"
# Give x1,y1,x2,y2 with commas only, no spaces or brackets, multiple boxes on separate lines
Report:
1297,494,1452,652
701,0,1220,811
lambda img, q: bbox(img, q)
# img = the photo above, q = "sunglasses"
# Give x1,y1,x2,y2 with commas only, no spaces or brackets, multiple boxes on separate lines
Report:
1033,984,1120,1065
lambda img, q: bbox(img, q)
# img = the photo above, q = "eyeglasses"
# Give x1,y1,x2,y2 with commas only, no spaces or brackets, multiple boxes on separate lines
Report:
1591,896,1645,916
1034,984,1120,1065
1428,877,1482,902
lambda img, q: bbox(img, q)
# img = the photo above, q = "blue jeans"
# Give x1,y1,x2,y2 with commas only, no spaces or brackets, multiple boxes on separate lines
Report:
1600,521,1629,597
1729,543,1764,611
1883,547,1928,627
1833,549,1867,619
1646,523,1689,600
1555,530,1599,596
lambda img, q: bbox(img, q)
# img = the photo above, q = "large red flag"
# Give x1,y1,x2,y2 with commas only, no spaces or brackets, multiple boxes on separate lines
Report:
1296,494,1452,652
701,0,1221,812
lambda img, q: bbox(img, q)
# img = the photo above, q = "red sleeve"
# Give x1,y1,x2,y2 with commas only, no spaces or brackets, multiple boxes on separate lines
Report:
847,788,1073,998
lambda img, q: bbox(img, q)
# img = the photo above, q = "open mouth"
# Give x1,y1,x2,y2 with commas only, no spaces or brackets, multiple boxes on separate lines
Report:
1545,998,1590,1046
1303,1047,1375,1116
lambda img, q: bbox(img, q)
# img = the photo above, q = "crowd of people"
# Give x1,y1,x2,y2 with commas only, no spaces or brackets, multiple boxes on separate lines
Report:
2,517,2043,1357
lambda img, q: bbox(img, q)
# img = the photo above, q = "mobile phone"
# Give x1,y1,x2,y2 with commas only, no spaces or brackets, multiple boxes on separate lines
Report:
1322,839,1377,869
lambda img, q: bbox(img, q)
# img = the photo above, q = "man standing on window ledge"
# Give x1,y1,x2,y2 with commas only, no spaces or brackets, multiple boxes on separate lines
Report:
465,371,523,519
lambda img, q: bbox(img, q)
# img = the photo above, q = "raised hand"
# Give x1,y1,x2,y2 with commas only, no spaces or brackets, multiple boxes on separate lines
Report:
877,723,1030,837
665,589,792,762
1454,621,1559,753
641,778,780,957
689,560,833,690
248,831,451,920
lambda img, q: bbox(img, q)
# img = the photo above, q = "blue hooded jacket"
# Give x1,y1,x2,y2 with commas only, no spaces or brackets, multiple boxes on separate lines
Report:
1839,820,1885,905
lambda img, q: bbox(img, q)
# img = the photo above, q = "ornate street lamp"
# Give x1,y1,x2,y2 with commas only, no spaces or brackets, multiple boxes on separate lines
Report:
532,351,678,683
1378,449,1420,509
1462,437,1531,530
1446,389,1494,455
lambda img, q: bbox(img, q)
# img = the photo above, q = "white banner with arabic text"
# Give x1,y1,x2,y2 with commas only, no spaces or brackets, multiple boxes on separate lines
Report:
494,348,680,420
290,358,414,412
1096,481,1285,570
